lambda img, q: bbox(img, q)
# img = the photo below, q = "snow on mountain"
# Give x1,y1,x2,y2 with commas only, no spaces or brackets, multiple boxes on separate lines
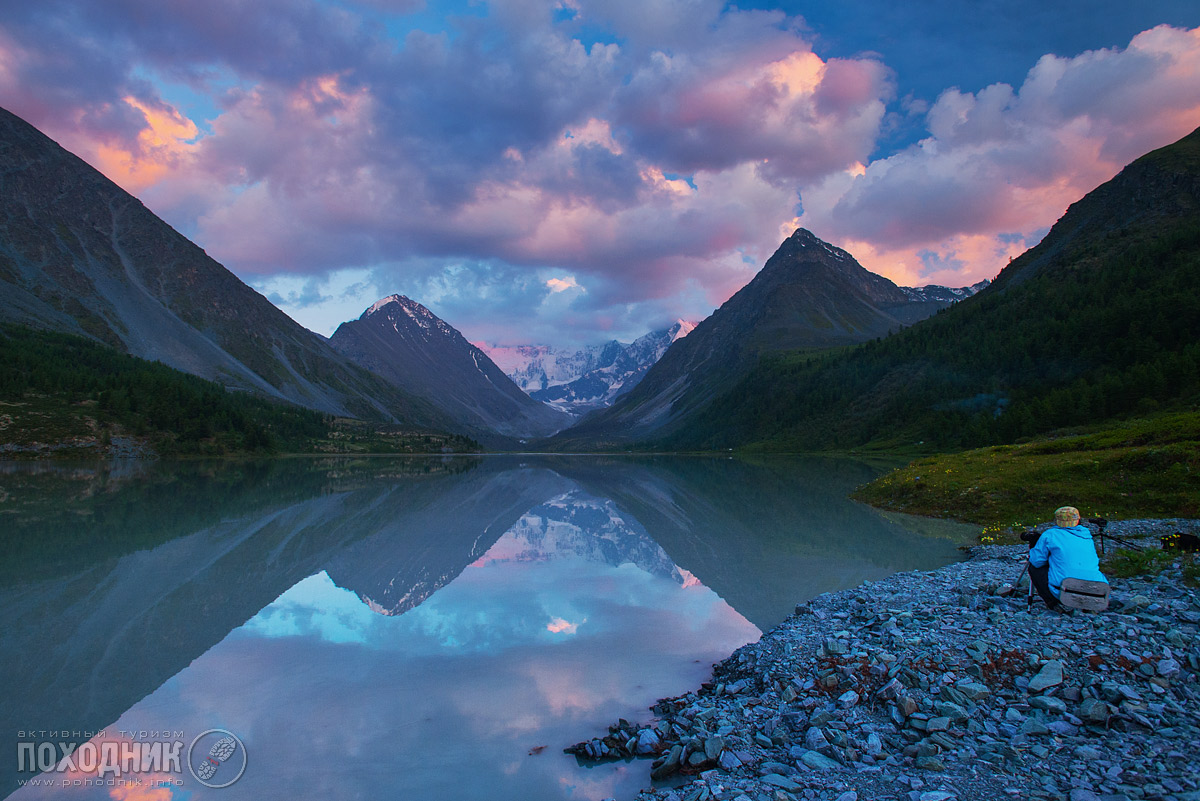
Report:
477,320,697,416
900,279,991,304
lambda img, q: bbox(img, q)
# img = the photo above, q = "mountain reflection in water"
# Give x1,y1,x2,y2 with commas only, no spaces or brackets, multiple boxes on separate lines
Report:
1,455,972,800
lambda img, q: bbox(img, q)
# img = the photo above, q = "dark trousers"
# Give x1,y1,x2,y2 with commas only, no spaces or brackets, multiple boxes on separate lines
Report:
1028,562,1058,607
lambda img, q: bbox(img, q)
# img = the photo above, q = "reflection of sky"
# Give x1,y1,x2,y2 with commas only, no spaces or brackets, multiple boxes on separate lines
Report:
13,508,758,801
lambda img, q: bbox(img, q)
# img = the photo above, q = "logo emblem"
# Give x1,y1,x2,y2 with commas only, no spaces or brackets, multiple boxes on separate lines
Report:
187,729,247,789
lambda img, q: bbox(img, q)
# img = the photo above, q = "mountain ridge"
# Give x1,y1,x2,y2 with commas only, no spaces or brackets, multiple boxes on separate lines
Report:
0,106,451,429
552,227,988,447
329,295,572,442
664,126,1200,452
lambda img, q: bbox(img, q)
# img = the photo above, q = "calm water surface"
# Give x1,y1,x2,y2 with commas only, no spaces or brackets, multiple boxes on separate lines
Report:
0,456,973,800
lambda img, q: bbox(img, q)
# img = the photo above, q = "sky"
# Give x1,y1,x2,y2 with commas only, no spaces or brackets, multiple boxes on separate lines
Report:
1,1,1199,348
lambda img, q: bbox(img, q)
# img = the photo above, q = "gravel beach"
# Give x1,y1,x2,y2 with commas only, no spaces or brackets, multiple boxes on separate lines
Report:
568,519,1200,801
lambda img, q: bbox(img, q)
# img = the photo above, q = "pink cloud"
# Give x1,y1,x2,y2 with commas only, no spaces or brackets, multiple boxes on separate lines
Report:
799,24,1200,286
617,45,893,183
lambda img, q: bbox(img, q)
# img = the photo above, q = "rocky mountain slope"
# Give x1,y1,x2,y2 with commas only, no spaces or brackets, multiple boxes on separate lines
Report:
554,228,985,446
329,295,571,440
0,106,447,427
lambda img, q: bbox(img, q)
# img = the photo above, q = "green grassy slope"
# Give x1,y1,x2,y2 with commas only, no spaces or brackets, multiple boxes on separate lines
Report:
851,411,1200,530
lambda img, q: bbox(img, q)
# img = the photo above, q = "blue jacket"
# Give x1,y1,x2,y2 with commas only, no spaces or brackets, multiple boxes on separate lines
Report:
1028,525,1108,597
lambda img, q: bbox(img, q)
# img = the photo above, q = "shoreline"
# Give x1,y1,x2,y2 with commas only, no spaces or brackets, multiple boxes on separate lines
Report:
569,519,1200,801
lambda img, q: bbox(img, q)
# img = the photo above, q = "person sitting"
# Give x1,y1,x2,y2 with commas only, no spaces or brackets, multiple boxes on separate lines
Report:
1027,506,1108,611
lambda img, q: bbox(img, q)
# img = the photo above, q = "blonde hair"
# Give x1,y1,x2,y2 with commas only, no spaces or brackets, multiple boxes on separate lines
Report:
1055,506,1081,527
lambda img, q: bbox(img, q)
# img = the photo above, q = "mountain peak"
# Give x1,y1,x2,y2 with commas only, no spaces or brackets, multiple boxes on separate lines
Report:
668,320,697,341
363,294,427,319
333,295,571,440
786,228,853,263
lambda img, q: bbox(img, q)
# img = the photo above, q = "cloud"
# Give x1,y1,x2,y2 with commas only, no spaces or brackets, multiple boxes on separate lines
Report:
798,24,1200,286
0,0,890,344
545,277,580,293
616,48,892,183
545,616,583,634
1,1,1198,343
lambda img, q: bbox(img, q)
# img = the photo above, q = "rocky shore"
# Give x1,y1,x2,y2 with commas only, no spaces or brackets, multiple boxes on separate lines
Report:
567,519,1200,801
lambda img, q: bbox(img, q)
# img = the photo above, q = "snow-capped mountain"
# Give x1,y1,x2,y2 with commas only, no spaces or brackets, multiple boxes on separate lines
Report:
900,280,991,304
329,295,572,440
477,320,696,416
482,343,611,393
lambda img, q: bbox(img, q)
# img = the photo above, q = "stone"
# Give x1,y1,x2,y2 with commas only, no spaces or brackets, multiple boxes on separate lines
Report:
1031,696,1067,714
804,727,829,751
810,710,834,727
781,711,807,732
566,524,1200,801
1116,684,1141,702
651,746,684,780
956,681,990,701
1028,660,1065,693
761,773,802,791
1020,718,1050,736
920,793,957,801
1078,698,1110,724
933,701,967,720
703,736,725,761
825,638,849,655
799,750,841,771
635,728,662,755
939,686,970,707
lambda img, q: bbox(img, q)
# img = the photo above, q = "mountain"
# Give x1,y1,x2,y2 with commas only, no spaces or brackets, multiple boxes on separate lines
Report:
555,228,986,446
481,343,607,393
526,321,697,415
0,106,448,427
668,126,1200,452
328,295,571,441
477,321,696,416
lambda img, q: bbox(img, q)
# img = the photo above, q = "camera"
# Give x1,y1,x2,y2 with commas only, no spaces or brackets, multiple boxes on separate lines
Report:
1019,529,1042,545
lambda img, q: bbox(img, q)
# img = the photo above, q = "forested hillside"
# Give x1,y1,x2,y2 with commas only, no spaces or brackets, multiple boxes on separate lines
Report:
0,325,477,456
663,128,1200,452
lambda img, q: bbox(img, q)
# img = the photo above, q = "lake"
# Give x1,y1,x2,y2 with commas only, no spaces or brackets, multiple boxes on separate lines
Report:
0,455,973,800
